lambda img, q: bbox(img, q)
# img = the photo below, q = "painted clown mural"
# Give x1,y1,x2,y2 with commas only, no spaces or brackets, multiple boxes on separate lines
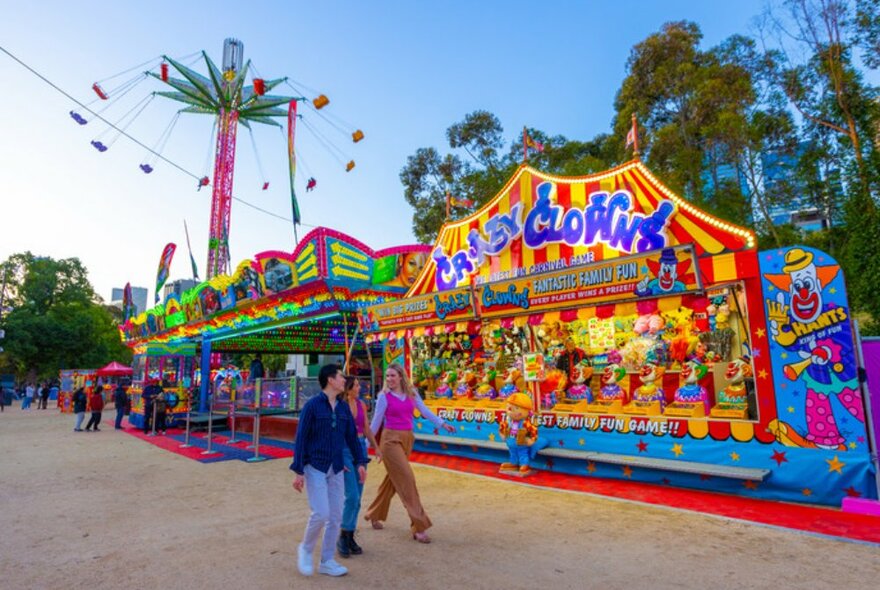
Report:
761,247,866,451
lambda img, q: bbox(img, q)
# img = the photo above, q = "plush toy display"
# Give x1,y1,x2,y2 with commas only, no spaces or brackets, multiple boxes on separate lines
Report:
499,366,524,397
434,371,455,399
454,370,477,399
474,369,497,400
539,368,567,408
498,393,538,475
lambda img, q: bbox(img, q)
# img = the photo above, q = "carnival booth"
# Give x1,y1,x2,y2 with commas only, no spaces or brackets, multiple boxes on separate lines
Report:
58,369,97,413
121,228,430,435
361,161,877,506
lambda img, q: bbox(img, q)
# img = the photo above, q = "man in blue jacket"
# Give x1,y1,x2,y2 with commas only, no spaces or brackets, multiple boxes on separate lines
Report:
291,364,368,578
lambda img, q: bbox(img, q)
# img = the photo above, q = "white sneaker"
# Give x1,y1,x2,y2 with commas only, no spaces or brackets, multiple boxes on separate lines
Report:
297,543,313,576
318,559,348,577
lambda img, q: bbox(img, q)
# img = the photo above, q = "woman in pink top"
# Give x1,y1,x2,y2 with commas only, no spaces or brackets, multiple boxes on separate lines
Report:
363,363,455,543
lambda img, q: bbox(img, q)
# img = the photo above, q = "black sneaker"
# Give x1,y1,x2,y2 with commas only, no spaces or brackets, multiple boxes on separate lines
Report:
337,532,351,558
348,532,363,555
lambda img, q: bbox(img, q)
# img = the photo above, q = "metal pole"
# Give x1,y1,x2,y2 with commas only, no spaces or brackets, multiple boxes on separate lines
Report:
149,399,158,437
201,394,219,455
247,407,265,462
181,394,192,448
228,390,238,444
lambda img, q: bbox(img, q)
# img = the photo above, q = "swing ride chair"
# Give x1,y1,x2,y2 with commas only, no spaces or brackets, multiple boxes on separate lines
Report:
71,38,364,278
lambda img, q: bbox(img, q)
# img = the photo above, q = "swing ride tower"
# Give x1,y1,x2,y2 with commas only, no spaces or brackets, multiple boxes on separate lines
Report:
149,38,296,279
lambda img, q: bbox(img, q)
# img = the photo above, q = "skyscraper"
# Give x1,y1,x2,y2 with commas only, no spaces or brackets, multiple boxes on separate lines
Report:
110,286,148,317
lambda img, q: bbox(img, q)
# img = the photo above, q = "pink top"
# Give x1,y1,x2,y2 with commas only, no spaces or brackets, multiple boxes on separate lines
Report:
355,399,366,435
384,392,416,431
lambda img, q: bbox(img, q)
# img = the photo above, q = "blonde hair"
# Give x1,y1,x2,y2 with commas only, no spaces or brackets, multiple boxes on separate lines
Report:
384,363,416,398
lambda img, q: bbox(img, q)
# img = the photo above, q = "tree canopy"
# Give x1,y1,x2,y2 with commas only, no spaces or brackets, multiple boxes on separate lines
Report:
0,253,132,382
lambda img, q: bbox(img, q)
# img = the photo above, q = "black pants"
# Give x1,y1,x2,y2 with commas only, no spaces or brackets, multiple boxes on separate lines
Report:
85,412,102,430
155,411,167,433
40,395,49,409
143,405,153,433
115,408,126,429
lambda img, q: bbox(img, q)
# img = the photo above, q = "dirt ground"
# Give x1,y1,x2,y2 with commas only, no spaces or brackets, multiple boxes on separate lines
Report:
1,407,877,590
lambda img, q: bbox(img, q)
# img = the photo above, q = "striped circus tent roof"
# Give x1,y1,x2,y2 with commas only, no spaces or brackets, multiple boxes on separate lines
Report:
406,160,756,297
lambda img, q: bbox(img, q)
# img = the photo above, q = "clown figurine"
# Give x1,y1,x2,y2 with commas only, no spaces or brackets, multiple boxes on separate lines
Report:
598,364,627,402
434,371,455,399
498,393,538,475
566,361,593,401
716,356,752,407
631,362,666,410
673,360,710,413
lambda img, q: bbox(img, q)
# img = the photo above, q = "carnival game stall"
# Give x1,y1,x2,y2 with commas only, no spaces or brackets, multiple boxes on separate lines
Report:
361,161,876,505
121,228,430,435
128,342,199,429
58,369,97,413
95,361,133,402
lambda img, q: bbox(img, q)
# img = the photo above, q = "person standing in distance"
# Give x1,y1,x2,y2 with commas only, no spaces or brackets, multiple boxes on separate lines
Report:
291,364,368,577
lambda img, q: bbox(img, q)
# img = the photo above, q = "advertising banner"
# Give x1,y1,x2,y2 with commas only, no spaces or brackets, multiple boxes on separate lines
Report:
361,287,475,332
475,244,701,319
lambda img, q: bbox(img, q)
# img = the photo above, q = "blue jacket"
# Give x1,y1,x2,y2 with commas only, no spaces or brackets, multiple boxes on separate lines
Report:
290,392,368,475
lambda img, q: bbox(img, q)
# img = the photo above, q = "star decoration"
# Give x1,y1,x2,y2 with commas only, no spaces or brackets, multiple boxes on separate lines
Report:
758,369,768,380
661,478,671,485
622,466,633,478
440,443,448,450
459,425,465,431
771,450,788,466
700,474,712,481
742,480,758,490
586,461,596,473
476,425,481,431
730,452,740,461
671,443,684,457
545,458,555,470
781,352,788,360
858,436,866,443
578,438,585,446
416,422,423,430
558,439,565,447
844,486,861,497
829,287,837,294
826,455,845,474
848,442,857,449
470,445,478,452
788,406,795,413
488,433,496,441
637,440,648,453
802,488,812,496
755,328,766,338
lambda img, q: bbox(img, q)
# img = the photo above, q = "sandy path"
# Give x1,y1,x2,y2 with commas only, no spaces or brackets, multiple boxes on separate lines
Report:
0,407,877,590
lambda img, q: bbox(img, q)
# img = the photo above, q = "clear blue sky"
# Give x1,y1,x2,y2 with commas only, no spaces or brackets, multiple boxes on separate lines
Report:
1,0,778,304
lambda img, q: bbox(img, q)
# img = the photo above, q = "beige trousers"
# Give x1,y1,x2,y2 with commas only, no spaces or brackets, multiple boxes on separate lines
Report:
363,428,432,533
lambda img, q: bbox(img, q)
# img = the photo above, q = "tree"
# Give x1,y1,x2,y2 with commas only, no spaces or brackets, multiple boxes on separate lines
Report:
0,253,131,381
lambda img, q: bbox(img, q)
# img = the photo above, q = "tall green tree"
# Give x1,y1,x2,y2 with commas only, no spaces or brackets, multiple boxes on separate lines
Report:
0,253,131,381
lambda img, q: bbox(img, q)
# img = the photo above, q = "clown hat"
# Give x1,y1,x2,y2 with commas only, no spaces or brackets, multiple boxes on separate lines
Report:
658,248,678,265
782,248,814,273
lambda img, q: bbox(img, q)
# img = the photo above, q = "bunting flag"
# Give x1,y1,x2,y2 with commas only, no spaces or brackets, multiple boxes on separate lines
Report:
122,282,133,322
522,126,544,160
288,100,302,227
154,243,177,303
626,113,639,156
183,220,199,282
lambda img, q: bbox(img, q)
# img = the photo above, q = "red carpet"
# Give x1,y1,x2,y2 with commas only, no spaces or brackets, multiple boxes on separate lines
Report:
406,450,880,545
122,426,879,544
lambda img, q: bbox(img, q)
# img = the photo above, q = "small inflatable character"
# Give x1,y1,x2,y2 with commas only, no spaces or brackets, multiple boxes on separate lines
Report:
498,393,538,475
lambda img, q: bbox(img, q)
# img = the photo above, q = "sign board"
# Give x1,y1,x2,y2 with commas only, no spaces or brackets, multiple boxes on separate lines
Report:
361,287,475,332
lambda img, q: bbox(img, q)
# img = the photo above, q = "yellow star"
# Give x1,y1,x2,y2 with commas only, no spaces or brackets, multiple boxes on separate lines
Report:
586,461,597,473
488,433,496,442
622,465,633,478
848,442,857,450
755,328,766,338
758,369,768,379
671,443,684,457
459,425,466,431
826,455,845,474
730,452,740,461
829,287,836,294
416,422,423,430
781,352,788,360
788,406,795,413
578,438,586,446
802,488,812,496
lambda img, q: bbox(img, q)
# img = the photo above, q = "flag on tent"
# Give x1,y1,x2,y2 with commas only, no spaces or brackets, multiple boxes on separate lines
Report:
154,243,177,303
123,282,133,322
288,100,302,226
626,113,639,155
522,127,544,160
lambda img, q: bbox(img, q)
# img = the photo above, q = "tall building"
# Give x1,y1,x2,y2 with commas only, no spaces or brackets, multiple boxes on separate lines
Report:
110,286,147,316
761,142,842,232
163,279,198,301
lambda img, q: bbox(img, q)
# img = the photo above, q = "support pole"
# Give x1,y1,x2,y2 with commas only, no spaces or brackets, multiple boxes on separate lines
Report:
201,395,220,455
199,340,212,413
180,394,192,448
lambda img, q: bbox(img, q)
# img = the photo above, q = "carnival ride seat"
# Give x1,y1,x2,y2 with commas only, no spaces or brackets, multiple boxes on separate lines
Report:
70,111,88,125
91,140,108,152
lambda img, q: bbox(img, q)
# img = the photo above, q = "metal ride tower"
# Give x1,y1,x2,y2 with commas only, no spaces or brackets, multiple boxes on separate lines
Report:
150,39,295,279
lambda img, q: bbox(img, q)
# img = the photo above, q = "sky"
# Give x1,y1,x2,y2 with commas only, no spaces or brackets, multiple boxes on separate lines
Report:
1,0,784,305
